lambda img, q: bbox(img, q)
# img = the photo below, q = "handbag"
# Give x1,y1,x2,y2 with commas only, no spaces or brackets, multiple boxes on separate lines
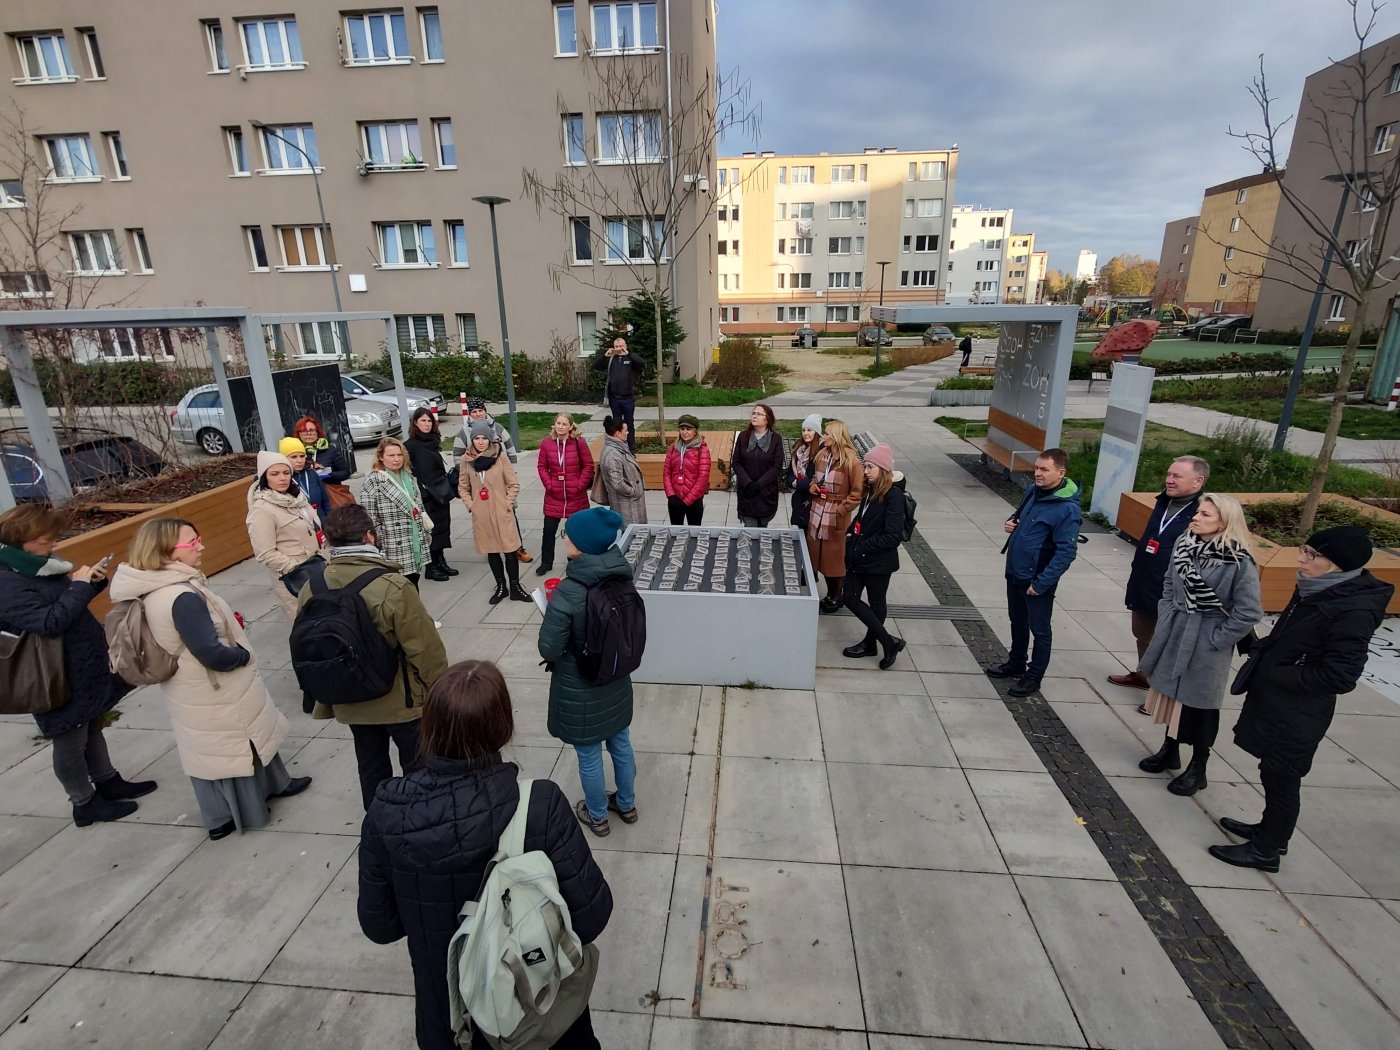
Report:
425,474,456,504
0,629,69,714
282,554,327,596
324,482,355,509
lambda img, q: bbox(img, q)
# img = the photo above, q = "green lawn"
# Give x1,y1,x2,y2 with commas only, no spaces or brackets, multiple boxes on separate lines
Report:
635,379,781,407
443,411,593,452
1191,398,1400,441
1071,339,1377,370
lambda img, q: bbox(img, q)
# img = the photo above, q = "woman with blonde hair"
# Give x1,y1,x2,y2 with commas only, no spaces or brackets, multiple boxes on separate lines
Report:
108,518,309,840
1137,493,1263,796
360,436,434,586
806,420,864,612
535,412,595,575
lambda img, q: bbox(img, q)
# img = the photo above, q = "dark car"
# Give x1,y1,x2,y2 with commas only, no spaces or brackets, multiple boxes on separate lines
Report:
856,326,893,347
1198,315,1253,341
1181,314,1224,340
1,426,166,502
790,326,819,348
921,325,955,345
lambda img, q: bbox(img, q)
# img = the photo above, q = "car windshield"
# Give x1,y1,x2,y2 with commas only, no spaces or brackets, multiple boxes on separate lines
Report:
351,372,394,393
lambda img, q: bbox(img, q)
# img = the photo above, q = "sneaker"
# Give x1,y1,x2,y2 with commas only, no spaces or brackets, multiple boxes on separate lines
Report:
607,792,639,824
575,799,610,837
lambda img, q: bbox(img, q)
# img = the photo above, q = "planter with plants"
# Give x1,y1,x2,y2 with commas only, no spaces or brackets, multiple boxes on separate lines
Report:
929,375,995,406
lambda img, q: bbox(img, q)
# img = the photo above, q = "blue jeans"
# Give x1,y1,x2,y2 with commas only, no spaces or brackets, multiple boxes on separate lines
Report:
574,729,636,821
608,397,636,451
1006,576,1056,678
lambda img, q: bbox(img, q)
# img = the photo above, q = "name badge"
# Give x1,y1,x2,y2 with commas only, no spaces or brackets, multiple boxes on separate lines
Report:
1144,539,1160,555
479,487,490,501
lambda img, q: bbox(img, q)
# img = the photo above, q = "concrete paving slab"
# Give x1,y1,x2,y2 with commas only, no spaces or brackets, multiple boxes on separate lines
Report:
435,625,516,663
505,678,556,747
828,763,1003,872
1324,714,1400,787
500,743,564,780
1335,682,1400,717
653,1015,867,1048
1016,875,1226,1050
816,691,956,768
869,1038,1069,1050
262,854,413,995
694,687,722,756
1063,611,1139,654
721,689,823,760
816,667,928,695
713,757,839,863
0,962,63,1033
269,737,370,836
0,726,174,819
1289,893,1400,1013
0,822,203,965
0,816,66,879
550,749,692,854
0,969,248,1050
0,723,43,776
586,850,676,1014
655,853,709,1016
904,643,985,674
918,671,1001,700
105,684,170,730
679,754,719,857
206,984,415,1048
887,618,966,647
627,683,705,754
1294,786,1400,898
1212,732,1393,790
1197,886,1400,1050
845,866,1082,1044
1049,702,1184,779
965,770,1114,880
933,698,1044,773
593,1009,654,1046
494,631,553,679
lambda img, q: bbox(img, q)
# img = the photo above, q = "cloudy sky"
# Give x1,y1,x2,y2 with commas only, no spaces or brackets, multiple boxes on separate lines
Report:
718,0,1395,276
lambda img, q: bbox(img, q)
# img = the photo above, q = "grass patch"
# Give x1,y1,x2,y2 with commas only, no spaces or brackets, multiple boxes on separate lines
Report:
443,411,592,452
938,376,994,391
635,379,782,407
1189,398,1400,441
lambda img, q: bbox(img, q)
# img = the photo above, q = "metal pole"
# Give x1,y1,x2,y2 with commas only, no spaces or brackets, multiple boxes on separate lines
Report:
0,327,70,505
875,261,890,369
477,197,521,453
203,327,243,453
1274,184,1350,453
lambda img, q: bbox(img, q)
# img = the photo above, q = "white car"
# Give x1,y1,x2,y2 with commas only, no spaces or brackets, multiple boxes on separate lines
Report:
341,370,446,415
169,384,398,455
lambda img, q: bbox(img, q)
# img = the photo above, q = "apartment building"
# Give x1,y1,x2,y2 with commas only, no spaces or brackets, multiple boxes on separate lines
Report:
0,0,720,375
1075,250,1098,283
944,206,1011,304
714,146,957,335
1183,171,1282,317
1154,215,1197,309
1028,250,1048,304
1002,232,1037,303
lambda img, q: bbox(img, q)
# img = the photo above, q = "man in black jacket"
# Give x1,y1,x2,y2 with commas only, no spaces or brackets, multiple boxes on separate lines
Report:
593,337,646,451
1107,456,1208,699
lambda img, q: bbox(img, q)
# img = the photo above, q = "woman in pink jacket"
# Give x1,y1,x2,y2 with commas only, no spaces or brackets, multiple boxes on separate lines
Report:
535,413,595,574
663,414,710,525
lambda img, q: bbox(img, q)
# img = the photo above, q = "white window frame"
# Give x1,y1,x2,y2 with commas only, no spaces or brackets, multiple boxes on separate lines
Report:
903,198,914,219
828,271,853,288
238,16,305,72
916,198,942,218
1328,294,1346,321
919,160,946,181
1390,63,1400,94
790,165,814,183
419,8,443,62
1212,299,1223,312
779,306,810,323
103,132,129,180
826,305,850,323
1374,122,1397,155
68,230,123,275
245,226,270,271
226,127,250,176
908,270,937,287
830,164,855,182
597,112,663,164
1224,246,1235,260
603,215,667,263
126,228,153,272
296,321,342,358
394,313,448,354
554,2,578,56
376,221,438,267
589,2,660,54
78,28,105,80
344,11,413,66
828,200,865,220
1181,243,1190,254
563,114,587,165
432,118,455,168
13,32,76,84
915,234,938,252
858,163,867,181
43,135,100,182
1217,272,1228,287
779,272,811,290
459,313,482,354
204,20,229,73
0,271,52,298
829,237,852,255
1229,216,1241,233
0,180,24,208
275,224,336,270
259,124,319,173
445,220,468,266
789,237,813,255
1235,188,1248,204
362,121,424,169
570,216,593,264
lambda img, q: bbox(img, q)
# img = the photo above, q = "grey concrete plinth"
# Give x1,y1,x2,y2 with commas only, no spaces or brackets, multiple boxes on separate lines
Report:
206,985,416,1048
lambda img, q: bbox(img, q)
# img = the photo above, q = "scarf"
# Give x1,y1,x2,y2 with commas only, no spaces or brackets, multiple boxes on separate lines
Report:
1171,531,1252,612
385,468,424,566
470,450,499,474
253,486,308,512
330,543,383,560
751,430,773,453
0,542,73,578
794,442,813,478
675,434,701,470
1297,566,1362,597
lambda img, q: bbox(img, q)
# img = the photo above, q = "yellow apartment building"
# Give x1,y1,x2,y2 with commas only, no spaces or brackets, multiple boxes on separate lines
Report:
1184,171,1283,317
1003,233,1038,303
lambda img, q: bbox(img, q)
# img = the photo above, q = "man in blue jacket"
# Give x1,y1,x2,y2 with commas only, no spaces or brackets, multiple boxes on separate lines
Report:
985,447,1082,697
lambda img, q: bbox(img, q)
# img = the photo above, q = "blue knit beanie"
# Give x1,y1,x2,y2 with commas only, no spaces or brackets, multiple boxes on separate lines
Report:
565,507,626,555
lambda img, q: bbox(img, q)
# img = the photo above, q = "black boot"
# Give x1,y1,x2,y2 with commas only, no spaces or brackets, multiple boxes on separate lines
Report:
507,553,532,602
424,555,450,582
73,794,139,827
879,636,906,670
1219,816,1289,854
487,556,508,605
1139,736,1181,773
843,639,878,658
436,552,459,577
95,774,157,801
535,560,554,577
1168,748,1210,795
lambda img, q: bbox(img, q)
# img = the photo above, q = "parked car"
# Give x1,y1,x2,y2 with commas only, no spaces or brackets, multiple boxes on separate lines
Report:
790,326,819,348
169,383,398,456
856,326,893,347
342,370,445,414
1198,315,1253,341
921,325,956,345
1180,315,1224,339
2,426,166,502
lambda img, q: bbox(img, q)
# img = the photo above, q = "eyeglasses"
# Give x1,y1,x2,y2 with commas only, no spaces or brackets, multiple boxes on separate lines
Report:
1300,546,1320,561
173,538,203,550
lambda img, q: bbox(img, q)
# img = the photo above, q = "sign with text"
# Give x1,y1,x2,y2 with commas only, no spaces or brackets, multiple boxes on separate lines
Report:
1090,363,1156,525
987,321,1069,469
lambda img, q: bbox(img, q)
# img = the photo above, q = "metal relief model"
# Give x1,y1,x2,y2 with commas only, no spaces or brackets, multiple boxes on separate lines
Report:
621,526,811,597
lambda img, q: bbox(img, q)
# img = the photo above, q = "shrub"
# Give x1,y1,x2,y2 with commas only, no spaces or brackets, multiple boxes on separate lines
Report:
0,359,210,407
938,376,994,390
1253,326,1381,347
1152,368,1368,403
705,337,768,390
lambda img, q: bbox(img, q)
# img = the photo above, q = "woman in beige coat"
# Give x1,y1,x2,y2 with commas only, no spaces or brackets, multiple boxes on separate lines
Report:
246,447,322,620
108,518,310,840
458,419,529,604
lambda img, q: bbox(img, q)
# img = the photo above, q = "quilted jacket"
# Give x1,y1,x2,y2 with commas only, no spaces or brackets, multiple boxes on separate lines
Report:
536,436,595,519
662,438,710,506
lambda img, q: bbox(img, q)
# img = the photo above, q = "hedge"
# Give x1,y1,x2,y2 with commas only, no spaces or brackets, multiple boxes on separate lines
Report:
0,360,210,407
364,346,604,403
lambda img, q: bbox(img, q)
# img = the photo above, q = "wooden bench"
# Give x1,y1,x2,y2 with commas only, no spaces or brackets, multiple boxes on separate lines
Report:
959,365,997,377
1088,370,1110,392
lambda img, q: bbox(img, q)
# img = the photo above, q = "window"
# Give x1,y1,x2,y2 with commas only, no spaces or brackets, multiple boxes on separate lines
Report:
0,271,52,297
720,307,739,323
790,165,814,183
1360,185,1379,212
826,305,851,323
919,161,945,180
204,20,229,72
1181,242,1190,254
858,163,867,181
1217,272,1228,287
459,313,481,352
902,270,937,287
1390,63,1400,94
226,127,250,175
1374,122,1397,154
432,118,455,166
828,271,854,288
377,221,437,266
68,230,122,274
907,162,916,181
555,3,577,55
1177,262,1184,273
901,236,910,254
446,220,468,265
95,328,139,359
260,124,318,171
603,216,666,262
777,306,809,322
976,260,999,272
1345,239,1362,263
716,240,727,256
14,32,75,82
717,206,727,222
780,202,813,220
43,135,99,180
855,236,865,254
297,321,342,357
980,215,1005,228
239,17,304,70
1224,246,1235,260
983,239,1002,250
591,2,659,53
778,166,786,184
903,199,914,219
1229,216,1241,233
78,28,104,79
245,226,269,270
1212,299,1223,313
830,164,854,182
345,11,411,64
915,234,939,252
0,180,24,207
127,228,153,272
276,224,336,269
570,217,592,262
103,132,129,179
1328,294,1345,321
362,121,423,167
788,237,812,255
420,8,443,60
395,314,448,352
829,237,852,255
597,112,662,163
563,114,586,164
916,198,942,218
781,272,811,289
828,200,865,220
1235,188,1248,204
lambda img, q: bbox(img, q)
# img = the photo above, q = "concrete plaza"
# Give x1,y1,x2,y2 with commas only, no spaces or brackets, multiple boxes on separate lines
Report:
0,403,1398,1048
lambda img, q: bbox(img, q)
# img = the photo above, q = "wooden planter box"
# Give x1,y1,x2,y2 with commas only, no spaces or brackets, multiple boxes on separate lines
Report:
56,477,255,620
590,430,737,492
1116,491,1400,613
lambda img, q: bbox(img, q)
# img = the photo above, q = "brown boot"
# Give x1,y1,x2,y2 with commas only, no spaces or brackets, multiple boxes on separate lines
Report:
1107,670,1150,690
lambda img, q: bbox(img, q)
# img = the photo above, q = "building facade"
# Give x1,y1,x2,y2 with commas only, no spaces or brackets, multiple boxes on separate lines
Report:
1075,250,1098,283
0,0,720,375
1027,250,1048,305
1153,215,1197,309
945,206,1012,305
1183,171,1282,317
714,147,957,335
1002,232,1036,303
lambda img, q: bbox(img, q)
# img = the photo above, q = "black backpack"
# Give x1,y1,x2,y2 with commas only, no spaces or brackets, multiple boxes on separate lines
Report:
290,566,407,707
900,488,918,542
576,577,647,686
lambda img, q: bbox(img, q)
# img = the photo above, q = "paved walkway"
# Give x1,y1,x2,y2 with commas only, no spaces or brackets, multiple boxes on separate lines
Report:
0,406,1398,1048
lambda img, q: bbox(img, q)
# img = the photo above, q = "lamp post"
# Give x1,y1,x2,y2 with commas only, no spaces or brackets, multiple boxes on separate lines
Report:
249,120,350,364
473,195,521,453
875,260,891,369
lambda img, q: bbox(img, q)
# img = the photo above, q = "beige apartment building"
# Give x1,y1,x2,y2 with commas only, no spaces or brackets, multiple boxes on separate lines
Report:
1028,250,1048,304
714,147,958,335
1002,233,1037,303
0,0,720,376
1183,171,1282,317
1153,215,1197,310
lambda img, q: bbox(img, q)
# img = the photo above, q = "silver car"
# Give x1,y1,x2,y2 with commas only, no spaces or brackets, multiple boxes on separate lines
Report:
341,370,446,415
169,383,398,456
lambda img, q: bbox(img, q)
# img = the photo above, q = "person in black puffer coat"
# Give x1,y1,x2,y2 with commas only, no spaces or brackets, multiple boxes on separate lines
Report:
841,443,908,670
732,403,785,528
405,407,456,582
0,505,154,828
359,659,612,1050
1210,526,1394,873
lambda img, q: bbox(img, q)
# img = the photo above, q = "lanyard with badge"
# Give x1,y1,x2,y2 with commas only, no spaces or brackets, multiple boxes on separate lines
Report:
1144,501,1190,555
475,466,491,501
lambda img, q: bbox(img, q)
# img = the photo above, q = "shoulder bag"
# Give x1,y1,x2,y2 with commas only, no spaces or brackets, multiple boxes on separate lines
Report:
0,629,69,714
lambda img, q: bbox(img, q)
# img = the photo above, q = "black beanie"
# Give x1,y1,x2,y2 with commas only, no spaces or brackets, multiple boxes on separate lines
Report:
1306,525,1373,571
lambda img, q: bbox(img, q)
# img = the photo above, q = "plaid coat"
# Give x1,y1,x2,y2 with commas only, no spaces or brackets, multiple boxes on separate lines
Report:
360,468,434,576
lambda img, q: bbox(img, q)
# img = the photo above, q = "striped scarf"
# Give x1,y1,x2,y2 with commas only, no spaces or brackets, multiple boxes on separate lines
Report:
1171,531,1252,612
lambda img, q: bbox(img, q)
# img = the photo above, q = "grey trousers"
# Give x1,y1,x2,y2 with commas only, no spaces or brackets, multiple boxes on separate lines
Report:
52,719,117,805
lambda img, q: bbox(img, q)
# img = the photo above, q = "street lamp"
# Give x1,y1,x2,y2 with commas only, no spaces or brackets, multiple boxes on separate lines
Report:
249,119,350,363
875,260,892,369
473,195,521,453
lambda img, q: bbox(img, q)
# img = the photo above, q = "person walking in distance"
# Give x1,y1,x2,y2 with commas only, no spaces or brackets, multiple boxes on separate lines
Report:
984,448,1082,697
535,413,595,576
732,403,785,528
663,415,710,525
596,416,647,525
453,396,531,564
841,443,908,669
1108,457,1208,711
459,420,531,605
593,337,646,452
959,334,973,368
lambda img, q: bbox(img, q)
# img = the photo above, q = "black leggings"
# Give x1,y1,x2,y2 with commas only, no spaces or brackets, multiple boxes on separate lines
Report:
1256,766,1302,852
1174,706,1220,749
844,571,892,645
487,552,521,584
668,497,704,525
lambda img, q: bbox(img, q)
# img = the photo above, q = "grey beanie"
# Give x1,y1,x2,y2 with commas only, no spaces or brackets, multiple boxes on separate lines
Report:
802,413,823,433
468,419,496,442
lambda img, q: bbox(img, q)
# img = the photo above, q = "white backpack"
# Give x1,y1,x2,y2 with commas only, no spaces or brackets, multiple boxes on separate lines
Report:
447,779,599,1049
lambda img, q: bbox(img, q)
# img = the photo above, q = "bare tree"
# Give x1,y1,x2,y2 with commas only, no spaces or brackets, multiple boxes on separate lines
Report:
522,43,759,435
1227,0,1400,530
